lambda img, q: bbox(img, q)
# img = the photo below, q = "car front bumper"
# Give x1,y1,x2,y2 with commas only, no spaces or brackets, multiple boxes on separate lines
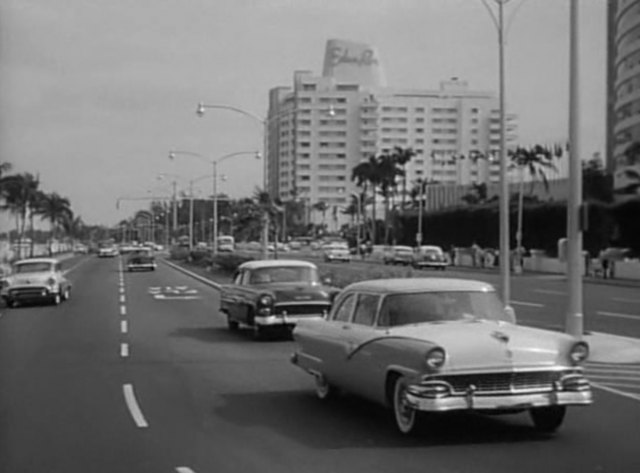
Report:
3,286,59,301
405,387,592,412
127,263,156,270
255,313,325,327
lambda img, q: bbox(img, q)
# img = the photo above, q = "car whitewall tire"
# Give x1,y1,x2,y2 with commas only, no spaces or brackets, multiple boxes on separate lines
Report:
52,293,61,305
62,287,70,301
393,377,418,435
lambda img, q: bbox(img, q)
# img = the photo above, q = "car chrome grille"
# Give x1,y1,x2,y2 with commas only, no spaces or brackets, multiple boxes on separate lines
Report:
432,371,568,395
10,287,49,297
274,303,330,317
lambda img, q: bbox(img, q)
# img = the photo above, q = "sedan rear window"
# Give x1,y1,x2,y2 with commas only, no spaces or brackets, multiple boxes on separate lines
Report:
378,291,508,326
14,262,54,274
249,266,319,284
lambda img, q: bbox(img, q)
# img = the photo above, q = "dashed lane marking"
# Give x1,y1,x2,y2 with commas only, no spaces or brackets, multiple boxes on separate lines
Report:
597,311,639,321
612,297,640,304
121,320,128,334
120,305,127,316
592,382,640,403
119,295,126,303
120,343,129,358
122,384,148,428
511,300,544,308
176,468,196,473
533,289,565,295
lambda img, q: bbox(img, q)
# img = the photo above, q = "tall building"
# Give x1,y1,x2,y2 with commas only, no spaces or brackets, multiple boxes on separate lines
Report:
607,0,640,197
266,39,522,226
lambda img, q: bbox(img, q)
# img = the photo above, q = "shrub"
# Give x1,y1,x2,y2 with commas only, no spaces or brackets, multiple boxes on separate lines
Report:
213,254,255,273
169,246,190,261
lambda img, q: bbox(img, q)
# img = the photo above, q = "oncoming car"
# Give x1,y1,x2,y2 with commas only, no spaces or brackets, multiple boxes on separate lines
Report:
220,260,339,339
291,278,592,435
1,258,72,307
413,245,449,270
383,245,415,266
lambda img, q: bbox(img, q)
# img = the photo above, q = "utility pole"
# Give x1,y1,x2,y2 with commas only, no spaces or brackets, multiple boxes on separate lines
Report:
566,0,583,338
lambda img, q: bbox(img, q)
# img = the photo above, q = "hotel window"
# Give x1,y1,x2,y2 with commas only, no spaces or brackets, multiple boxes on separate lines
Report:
471,108,479,114
337,84,359,91
298,97,312,104
415,139,424,144
299,142,310,147
300,175,310,181
415,128,424,133
415,107,425,113
415,117,425,123
302,84,316,91
298,119,311,126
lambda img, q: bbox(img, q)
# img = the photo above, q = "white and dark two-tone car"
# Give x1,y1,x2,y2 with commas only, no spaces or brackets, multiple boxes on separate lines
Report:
291,278,592,435
1,258,72,307
126,248,157,271
220,260,340,339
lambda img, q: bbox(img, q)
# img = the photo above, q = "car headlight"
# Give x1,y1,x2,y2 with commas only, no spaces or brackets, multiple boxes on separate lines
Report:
47,277,57,287
569,341,589,365
425,347,446,370
258,295,273,307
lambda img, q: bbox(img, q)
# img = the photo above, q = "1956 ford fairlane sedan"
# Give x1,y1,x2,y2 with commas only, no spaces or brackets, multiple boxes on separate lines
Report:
291,278,592,435
219,259,340,339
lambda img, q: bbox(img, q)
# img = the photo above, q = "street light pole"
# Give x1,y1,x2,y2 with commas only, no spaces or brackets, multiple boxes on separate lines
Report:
188,180,194,251
417,179,424,248
481,0,516,310
566,0,583,337
213,160,219,257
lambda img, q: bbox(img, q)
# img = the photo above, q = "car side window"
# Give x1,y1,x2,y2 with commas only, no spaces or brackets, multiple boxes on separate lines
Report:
352,293,380,327
332,293,356,322
233,270,243,285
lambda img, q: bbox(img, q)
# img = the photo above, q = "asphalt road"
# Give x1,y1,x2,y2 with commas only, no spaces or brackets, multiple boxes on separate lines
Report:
1,255,639,473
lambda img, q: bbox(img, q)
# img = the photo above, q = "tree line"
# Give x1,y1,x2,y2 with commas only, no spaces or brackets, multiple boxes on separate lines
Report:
0,161,84,258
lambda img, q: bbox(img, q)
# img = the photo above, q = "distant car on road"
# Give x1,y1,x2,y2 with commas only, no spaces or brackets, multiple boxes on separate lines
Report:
291,278,592,435
1,258,72,307
126,248,156,271
220,260,339,339
98,245,119,258
383,245,415,265
323,243,351,263
413,245,448,270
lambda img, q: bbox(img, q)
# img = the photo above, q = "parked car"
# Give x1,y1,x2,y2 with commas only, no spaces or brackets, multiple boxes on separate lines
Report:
126,248,157,271
220,260,340,339
413,245,448,270
383,245,415,265
1,258,72,307
291,278,592,435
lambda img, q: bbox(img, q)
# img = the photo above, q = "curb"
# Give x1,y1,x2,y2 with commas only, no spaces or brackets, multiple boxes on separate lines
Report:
160,258,222,290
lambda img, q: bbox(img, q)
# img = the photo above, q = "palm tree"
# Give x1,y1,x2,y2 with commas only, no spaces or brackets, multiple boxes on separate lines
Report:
508,145,557,264
351,155,385,243
390,147,416,210
312,201,329,228
0,173,40,258
36,192,73,256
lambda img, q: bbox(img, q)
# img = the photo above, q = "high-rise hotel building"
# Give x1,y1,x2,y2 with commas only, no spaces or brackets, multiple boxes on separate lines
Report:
266,39,519,224
607,0,640,197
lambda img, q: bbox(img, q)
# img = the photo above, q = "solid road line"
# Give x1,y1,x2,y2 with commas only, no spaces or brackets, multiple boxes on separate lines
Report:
176,468,196,473
122,384,149,428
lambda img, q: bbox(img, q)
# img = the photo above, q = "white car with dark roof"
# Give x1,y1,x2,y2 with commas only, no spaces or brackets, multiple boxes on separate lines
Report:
1,258,72,307
291,278,592,435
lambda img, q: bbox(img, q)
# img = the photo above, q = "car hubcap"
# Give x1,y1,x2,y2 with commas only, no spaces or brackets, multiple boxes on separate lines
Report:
315,375,330,399
395,381,415,433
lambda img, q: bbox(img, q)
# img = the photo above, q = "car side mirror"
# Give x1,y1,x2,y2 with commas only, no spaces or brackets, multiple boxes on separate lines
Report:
504,305,517,324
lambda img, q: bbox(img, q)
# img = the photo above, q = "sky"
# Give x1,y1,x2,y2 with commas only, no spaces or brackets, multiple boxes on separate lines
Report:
0,0,607,227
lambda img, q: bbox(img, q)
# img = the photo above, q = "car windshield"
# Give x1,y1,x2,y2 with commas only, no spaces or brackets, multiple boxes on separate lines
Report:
14,262,54,274
249,266,319,284
378,291,509,326
396,248,413,254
